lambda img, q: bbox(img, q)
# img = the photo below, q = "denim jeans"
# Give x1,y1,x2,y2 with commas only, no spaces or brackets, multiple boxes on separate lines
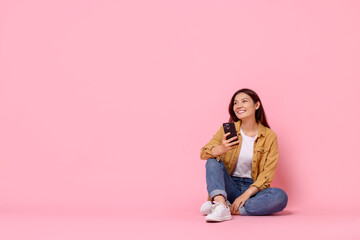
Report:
206,158,288,216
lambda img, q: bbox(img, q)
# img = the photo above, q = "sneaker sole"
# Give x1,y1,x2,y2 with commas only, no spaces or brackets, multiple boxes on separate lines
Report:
205,215,232,222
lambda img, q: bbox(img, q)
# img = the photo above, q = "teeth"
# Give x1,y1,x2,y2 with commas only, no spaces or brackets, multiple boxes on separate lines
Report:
237,111,245,113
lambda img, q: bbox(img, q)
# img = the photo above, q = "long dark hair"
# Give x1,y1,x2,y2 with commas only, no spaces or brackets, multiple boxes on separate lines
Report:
228,88,271,129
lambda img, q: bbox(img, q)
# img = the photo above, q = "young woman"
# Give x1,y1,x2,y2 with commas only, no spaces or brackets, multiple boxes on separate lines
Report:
200,88,288,222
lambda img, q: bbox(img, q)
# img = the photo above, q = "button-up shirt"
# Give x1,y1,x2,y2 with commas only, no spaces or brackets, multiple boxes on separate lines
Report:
200,119,279,192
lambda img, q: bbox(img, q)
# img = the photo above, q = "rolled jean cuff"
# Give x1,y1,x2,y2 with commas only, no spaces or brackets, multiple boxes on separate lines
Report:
239,206,248,216
209,189,227,201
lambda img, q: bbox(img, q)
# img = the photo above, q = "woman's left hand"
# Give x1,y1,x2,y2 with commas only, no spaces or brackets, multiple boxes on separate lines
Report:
230,193,251,214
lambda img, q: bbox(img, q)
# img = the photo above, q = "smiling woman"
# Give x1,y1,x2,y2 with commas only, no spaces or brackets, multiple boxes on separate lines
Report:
200,88,288,222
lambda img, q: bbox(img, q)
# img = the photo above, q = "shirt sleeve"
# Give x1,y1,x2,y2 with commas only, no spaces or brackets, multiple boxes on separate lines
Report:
250,135,279,191
200,125,224,160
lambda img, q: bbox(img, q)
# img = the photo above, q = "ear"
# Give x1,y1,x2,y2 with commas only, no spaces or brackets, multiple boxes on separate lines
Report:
255,101,260,110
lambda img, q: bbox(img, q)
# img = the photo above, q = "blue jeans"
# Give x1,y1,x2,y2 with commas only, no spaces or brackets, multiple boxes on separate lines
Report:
206,158,288,216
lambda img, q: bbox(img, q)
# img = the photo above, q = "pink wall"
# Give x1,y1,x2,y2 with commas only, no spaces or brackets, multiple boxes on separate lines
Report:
1,0,359,214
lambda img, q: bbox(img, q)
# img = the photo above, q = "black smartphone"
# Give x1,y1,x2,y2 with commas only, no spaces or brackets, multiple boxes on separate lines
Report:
222,122,239,145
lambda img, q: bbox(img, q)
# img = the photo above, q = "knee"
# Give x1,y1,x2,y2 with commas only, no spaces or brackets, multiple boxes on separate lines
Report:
205,158,219,169
272,188,288,210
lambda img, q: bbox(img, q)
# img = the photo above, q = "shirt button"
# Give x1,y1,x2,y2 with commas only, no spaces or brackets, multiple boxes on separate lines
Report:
252,170,255,173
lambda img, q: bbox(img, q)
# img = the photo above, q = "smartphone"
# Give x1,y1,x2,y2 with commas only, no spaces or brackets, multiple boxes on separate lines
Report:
222,122,239,146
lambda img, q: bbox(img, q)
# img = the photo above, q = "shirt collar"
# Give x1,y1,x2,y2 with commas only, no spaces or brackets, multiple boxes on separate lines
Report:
235,119,266,137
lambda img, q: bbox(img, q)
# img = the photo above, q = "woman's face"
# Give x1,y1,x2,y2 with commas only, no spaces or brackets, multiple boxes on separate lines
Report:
233,92,260,120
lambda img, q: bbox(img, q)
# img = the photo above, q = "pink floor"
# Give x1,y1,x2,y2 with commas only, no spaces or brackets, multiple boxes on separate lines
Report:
1,205,359,240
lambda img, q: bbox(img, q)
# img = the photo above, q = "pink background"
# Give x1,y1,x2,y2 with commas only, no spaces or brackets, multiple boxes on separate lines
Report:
1,0,360,239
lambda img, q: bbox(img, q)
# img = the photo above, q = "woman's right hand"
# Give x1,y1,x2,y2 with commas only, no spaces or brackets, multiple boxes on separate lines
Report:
220,132,239,152
211,132,239,156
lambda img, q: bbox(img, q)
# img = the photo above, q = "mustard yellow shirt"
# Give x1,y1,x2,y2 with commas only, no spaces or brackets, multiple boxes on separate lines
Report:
200,120,279,192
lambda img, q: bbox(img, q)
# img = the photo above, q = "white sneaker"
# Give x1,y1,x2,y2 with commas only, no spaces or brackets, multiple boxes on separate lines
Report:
200,200,231,215
205,201,232,222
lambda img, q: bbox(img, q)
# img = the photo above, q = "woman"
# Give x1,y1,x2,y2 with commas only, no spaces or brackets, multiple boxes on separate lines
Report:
200,88,288,222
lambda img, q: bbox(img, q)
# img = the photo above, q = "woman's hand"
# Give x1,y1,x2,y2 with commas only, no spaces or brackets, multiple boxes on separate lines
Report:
210,132,239,156
230,193,251,215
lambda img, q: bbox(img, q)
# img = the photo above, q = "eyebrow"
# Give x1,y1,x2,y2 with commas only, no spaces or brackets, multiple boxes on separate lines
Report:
234,98,248,101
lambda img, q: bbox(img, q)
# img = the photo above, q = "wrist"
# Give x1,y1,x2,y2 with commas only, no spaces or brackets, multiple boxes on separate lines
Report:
244,188,253,197
211,145,225,156
244,187,257,197
243,191,252,198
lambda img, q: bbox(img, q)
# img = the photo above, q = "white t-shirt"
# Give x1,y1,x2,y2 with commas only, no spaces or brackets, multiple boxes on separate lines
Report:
231,128,257,178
